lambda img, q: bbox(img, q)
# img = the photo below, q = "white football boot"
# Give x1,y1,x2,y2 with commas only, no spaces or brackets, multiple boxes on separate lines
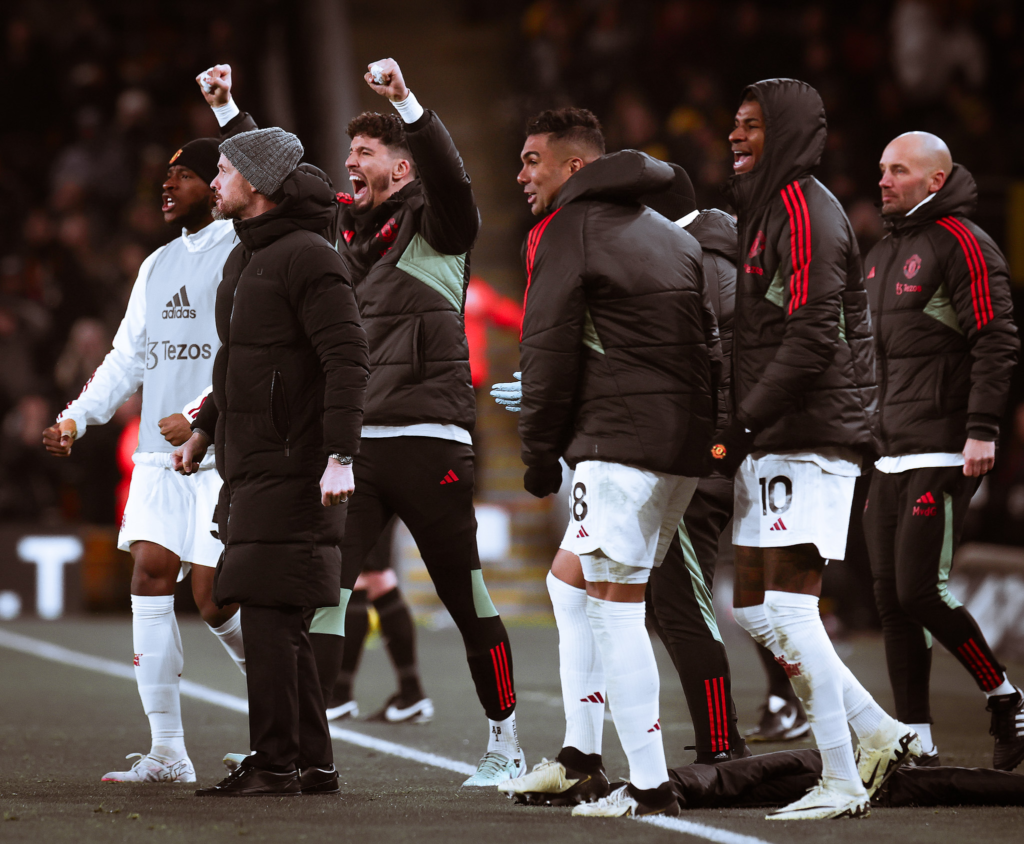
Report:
461,751,526,787
855,720,922,795
101,751,196,783
766,777,869,820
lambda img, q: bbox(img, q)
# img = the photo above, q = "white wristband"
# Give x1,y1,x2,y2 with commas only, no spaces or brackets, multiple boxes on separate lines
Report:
212,99,240,127
392,90,424,124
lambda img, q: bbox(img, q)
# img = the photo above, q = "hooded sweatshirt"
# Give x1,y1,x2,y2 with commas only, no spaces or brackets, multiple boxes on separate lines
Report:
724,78,878,457
519,150,720,477
865,164,1018,458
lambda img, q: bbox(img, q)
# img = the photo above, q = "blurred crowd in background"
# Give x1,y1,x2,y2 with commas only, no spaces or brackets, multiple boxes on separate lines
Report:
1,0,1024,569
0,4,244,524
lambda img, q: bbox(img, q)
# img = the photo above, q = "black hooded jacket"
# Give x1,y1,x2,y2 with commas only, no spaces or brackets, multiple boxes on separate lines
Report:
518,151,720,476
193,165,369,608
865,164,1018,454
724,79,878,456
223,108,478,432
685,208,738,429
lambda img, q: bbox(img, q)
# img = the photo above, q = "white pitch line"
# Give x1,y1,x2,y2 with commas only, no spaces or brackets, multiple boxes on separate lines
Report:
0,628,773,844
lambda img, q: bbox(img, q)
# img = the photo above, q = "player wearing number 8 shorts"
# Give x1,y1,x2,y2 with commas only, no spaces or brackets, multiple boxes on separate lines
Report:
504,108,720,819
707,79,922,821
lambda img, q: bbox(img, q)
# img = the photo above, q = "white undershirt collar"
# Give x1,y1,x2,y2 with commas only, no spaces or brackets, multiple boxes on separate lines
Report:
180,219,234,253
905,192,936,217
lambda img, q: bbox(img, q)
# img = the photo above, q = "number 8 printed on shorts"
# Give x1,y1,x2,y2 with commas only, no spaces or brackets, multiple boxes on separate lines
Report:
572,482,588,521
759,475,792,515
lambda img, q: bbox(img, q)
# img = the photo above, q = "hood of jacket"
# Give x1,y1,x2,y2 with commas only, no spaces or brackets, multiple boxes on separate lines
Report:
686,208,738,261
641,162,697,221
725,78,826,213
233,164,337,250
552,150,675,211
882,163,977,234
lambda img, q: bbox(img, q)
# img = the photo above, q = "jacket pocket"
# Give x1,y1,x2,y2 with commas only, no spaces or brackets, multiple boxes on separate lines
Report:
270,370,291,454
411,317,425,383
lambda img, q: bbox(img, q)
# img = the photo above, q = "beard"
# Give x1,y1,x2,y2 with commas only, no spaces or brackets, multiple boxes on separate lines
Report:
212,193,245,220
351,170,393,216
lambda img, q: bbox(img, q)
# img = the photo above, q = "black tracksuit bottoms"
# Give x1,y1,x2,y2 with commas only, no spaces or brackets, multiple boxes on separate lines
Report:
315,436,516,722
648,474,742,755
240,605,333,772
865,465,1006,723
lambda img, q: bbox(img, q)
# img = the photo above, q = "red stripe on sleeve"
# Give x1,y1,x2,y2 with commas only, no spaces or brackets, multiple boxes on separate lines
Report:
521,208,563,340
780,182,811,315
937,218,987,329
780,187,801,314
945,217,993,324
792,182,813,307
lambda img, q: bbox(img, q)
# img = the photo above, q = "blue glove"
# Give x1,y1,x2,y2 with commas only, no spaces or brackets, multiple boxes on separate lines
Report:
490,371,522,413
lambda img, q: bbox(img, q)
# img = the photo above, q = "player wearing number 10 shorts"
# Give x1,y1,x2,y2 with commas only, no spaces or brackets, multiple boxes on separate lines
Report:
706,79,922,821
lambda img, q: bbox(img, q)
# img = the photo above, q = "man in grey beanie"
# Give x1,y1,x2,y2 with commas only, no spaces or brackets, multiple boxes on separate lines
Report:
175,128,369,797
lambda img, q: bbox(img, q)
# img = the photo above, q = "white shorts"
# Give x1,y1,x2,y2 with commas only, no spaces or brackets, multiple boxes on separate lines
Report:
559,460,698,584
118,460,223,579
732,450,861,561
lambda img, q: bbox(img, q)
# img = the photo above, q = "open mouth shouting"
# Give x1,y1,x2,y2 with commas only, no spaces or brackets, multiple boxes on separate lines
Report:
161,192,176,213
349,172,369,202
732,148,753,172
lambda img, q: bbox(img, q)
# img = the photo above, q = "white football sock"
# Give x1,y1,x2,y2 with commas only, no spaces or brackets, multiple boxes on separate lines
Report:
764,591,856,784
987,674,1015,697
586,595,667,790
910,723,935,754
841,661,893,742
487,710,521,758
131,594,185,760
547,571,605,755
733,604,784,659
208,610,246,676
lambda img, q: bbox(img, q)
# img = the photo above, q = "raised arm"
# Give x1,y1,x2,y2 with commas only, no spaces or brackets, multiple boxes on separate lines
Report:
364,58,479,255
197,63,258,139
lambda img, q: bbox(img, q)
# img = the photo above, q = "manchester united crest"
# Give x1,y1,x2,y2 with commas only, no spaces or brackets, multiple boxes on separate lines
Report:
711,444,727,460
903,254,922,279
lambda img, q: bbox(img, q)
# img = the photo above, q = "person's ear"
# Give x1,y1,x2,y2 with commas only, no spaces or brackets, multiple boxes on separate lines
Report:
393,158,412,182
929,169,948,195
567,157,584,175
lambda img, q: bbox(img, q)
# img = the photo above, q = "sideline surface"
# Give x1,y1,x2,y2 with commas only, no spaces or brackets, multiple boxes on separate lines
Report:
0,627,773,844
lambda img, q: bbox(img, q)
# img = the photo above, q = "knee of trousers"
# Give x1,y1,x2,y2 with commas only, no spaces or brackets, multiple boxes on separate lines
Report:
459,615,508,659
893,575,949,624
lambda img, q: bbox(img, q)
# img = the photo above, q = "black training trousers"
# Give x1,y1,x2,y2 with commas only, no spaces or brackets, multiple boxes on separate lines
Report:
319,436,515,721
865,465,1006,723
240,605,333,772
649,475,742,755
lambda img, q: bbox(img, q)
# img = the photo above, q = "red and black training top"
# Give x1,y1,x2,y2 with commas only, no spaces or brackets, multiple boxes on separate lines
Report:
725,78,879,457
865,164,1019,455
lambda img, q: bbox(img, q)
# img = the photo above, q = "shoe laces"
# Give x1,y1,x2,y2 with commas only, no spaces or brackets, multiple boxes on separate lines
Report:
475,751,514,777
595,783,632,808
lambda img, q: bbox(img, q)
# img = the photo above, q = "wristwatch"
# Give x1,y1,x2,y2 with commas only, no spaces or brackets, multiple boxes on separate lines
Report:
328,454,354,465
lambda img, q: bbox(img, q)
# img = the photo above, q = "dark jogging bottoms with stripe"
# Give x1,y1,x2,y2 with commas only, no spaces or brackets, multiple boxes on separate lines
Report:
865,464,1005,723
315,436,516,721
648,475,742,755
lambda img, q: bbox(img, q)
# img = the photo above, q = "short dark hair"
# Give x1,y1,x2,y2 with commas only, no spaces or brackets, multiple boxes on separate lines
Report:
346,111,412,158
525,107,605,157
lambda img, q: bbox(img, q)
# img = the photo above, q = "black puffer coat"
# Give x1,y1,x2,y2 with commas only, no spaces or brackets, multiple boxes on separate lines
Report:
724,78,878,456
685,209,738,429
519,151,720,476
194,165,368,608
865,164,1018,454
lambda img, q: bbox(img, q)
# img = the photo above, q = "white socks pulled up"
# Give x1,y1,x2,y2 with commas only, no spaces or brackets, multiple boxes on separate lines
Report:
735,600,895,747
763,590,858,784
546,571,605,755
208,610,246,675
131,594,185,760
586,595,667,790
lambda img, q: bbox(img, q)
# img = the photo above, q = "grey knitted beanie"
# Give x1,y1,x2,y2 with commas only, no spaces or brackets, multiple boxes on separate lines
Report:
219,128,304,197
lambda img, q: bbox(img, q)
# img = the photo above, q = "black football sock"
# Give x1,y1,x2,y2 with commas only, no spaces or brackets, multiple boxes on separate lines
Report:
757,641,798,703
373,587,424,701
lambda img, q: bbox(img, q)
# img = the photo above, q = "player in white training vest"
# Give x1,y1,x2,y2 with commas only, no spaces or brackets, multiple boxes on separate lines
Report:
42,139,242,784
